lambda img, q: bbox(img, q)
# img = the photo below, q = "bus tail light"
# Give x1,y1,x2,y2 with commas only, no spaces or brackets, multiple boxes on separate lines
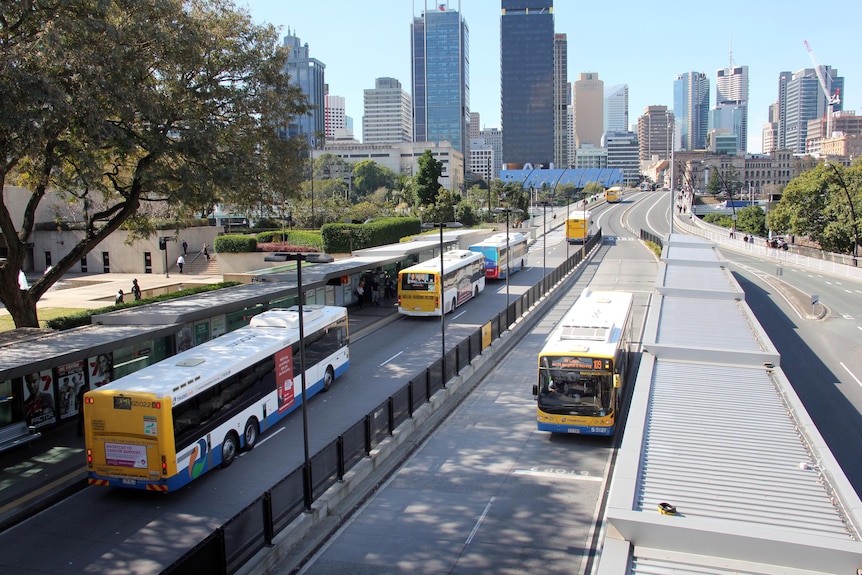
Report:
161,456,168,475
86,449,93,468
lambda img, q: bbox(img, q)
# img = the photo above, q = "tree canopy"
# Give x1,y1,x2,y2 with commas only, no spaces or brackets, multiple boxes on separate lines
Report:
0,0,308,327
414,150,443,207
767,162,861,254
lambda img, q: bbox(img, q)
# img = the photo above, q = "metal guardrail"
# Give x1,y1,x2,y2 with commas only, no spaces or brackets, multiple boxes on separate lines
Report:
162,232,604,574
675,213,862,280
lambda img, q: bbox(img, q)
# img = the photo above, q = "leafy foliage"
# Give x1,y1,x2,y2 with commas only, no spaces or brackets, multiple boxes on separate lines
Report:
767,162,861,254
0,0,310,327
214,235,258,253
414,150,443,207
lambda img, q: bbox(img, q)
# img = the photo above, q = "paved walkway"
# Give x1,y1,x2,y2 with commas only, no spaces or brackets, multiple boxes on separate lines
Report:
2,270,223,319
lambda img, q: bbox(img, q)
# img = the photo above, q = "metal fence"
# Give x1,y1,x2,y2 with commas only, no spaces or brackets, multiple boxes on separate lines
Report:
162,231,603,575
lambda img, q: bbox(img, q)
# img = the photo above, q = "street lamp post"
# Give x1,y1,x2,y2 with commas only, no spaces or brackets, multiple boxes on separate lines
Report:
493,206,524,317
825,162,859,266
282,251,334,512
422,221,463,385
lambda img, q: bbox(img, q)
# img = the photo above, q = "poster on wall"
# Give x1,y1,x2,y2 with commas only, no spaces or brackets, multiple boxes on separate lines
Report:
23,370,57,428
88,353,114,388
57,360,86,420
210,314,227,339
275,346,295,413
194,320,210,346
175,324,193,353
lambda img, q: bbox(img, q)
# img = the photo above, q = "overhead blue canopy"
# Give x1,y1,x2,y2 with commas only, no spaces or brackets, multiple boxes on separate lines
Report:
500,168,624,189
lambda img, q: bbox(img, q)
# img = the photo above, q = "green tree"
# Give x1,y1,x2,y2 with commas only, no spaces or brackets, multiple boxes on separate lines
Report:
421,189,461,224
352,159,395,198
734,206,767,236
768,163,861,254
0,0,308,327
414,150,443,206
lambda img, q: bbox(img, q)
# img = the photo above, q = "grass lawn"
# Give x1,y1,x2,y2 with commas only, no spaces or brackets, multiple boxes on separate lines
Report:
0,308,85,332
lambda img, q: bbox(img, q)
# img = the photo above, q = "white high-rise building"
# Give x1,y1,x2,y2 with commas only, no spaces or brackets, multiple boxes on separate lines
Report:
604,84,629,134
362,77,412,145
479,127,503,180
715,65,749,152
325,93,346,140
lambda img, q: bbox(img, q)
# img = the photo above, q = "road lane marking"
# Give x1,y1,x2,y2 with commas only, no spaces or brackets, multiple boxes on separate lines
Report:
514,468,603,481
841,362,862,389
465,496,495,545
380,351,403,366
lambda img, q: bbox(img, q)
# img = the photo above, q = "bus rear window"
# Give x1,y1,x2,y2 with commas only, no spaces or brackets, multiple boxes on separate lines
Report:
401,273,435,291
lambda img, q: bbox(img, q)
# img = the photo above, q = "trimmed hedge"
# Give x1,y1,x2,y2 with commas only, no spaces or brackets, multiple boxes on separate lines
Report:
321,217,421,253
214,234,257,253
45,282,241,331
255,229,323,250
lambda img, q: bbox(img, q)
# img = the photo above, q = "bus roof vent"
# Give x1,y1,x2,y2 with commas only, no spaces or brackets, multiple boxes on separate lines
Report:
251,306,324,328
559,323,612,341
176,358,206,367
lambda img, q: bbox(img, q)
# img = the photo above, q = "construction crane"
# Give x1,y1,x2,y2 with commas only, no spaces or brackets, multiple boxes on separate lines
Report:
804,40,841,138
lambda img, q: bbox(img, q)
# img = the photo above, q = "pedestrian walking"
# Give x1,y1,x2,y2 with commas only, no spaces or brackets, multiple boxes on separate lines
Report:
115,289,124,305
202,243,210,261
371,274,380,305
182,240,188,255
131,278,142,301
177,254,185,273
356,281,365,309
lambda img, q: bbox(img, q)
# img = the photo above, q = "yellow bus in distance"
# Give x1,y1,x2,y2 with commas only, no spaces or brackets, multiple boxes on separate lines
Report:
605,186,622,203
397,249,485,316
565,210,592,244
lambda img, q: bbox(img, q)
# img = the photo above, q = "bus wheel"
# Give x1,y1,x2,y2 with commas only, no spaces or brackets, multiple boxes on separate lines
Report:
242,418,259,451
474,286,479,298
221,432,239,468
322,366,335,392
451,298,456,313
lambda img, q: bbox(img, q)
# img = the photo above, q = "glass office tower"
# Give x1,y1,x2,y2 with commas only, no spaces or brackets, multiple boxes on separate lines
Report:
501,0,554,168
411,3,470,158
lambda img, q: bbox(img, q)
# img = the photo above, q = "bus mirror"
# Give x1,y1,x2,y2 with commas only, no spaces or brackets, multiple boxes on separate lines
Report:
532,384,538,397
613,374,621,388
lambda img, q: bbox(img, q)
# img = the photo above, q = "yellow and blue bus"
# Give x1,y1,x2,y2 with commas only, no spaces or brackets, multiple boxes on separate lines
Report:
565,210,592,244
605,186,622,203
468,232,528,279
397,249,485,316
533,288,632,436
84,305,349,491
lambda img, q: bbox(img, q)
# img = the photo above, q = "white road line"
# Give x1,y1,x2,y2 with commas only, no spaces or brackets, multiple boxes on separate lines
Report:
255,426,286,447
513,468,603,481
465,496,495,545
841,362,862,389
380,351,403,366
453,310,468,320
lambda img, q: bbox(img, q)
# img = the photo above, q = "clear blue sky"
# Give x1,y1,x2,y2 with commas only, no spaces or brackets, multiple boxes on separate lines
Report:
240,0,859,154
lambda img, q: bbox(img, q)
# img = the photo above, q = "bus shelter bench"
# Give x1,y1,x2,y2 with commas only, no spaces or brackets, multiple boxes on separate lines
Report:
0,421,41,453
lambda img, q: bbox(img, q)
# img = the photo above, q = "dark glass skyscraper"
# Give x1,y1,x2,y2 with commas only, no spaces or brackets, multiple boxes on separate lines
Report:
501,0,554,168
282,29,325,142
411,3,470,159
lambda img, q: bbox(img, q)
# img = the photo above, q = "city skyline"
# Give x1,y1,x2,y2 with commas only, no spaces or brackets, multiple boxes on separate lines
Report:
243,0,860,154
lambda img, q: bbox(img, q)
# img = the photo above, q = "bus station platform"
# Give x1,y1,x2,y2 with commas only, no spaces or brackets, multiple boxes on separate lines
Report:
0,275,400,533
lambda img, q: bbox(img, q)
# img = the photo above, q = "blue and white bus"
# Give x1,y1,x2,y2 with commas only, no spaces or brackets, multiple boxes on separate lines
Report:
84,305,349,491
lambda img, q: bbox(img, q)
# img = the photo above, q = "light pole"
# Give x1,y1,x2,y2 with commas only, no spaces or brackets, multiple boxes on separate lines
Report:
667,113,675,233
825,162,859,266
493,205,524,314
423,221,463,385
284,251,334,511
